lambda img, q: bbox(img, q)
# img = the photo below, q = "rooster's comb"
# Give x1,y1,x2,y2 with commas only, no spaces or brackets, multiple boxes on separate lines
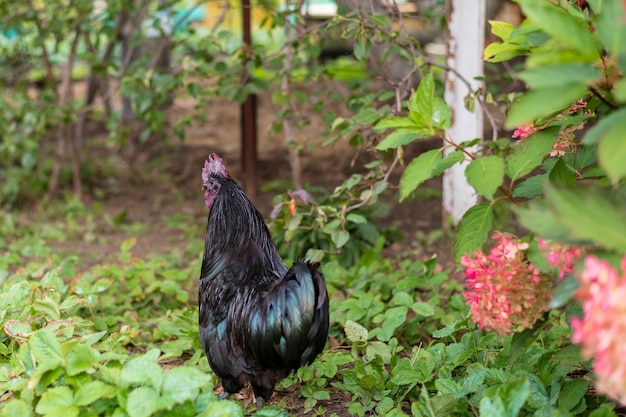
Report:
202,153,229,182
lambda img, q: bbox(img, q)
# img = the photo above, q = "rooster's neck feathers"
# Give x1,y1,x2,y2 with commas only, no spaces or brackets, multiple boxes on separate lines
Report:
203,177,286,279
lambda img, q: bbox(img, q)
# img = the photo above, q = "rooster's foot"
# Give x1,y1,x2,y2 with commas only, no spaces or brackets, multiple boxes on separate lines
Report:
255,396,265,410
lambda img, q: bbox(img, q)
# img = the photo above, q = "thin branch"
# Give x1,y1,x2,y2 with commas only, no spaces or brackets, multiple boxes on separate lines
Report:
346,152,400,212
26,0,57,91
589,86,618,110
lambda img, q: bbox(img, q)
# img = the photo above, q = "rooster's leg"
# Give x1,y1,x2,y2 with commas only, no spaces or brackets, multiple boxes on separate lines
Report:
255,396,265,410
218,392,229,400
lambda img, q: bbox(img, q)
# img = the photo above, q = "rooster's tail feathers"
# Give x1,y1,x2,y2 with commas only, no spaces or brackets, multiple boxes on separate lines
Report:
251,262,329,370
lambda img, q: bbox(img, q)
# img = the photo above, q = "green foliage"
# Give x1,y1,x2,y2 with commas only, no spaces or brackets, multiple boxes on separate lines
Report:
268,182,397,267
3,0,626,415
373,0,626,270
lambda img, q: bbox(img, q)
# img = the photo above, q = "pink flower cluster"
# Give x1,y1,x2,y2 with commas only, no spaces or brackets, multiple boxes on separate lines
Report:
462,232,553,336
512,99,588,156
536,238,585,279
571,256,626,405
512,124,538,141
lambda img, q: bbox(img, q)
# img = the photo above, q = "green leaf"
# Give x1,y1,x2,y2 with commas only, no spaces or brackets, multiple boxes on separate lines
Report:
30,329,64,370
596,113,626,183
506,85,588,128
65,344,99,376
0,400,32,417
121,356,163,387
252,407,291,417
354,108,380,125
512,174,546,198
411,302,435,317
484,41,529,62
399,149,444,200
583,108,626,145
409,73,434,127
344,320,368,343
201,400,244,417
513,203,570,242
465,156,504,199
35,386,78,417
518,0,599,61
346,213,366,224
509,318,546,367
453,204,494,265
501,378,531,416
120,237,136,252
353,37,371,62
74,381,116,406
489,20,515,41
331,230,350,248
435,379,462,397
32,297,60,320
374,116,421,131
548,159,576,186
558,379,588,411
589,404,619,417
368,13,390,28
432,150,466,176
518,63,600,89
126,387,158,417
593,0,626,61
390,368,423,385
479,397,506,417
430,395,459,417
506,128,557,180
432,98,452,130
432,320,461,339
546,184,626,251
161,366,211,405
550,275,580,308
613,78,626,103
187,82,202,98
376,130,430,150
366,341,392,363
4,320,33,337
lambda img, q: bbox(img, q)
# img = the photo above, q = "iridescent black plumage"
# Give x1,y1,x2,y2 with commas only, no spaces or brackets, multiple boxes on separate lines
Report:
199,154,329,409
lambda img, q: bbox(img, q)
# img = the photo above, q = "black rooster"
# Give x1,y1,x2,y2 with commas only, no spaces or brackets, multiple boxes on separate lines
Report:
198,153,329,409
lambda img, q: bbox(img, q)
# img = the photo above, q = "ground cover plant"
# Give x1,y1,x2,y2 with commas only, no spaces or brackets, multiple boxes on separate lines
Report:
2,0,626,416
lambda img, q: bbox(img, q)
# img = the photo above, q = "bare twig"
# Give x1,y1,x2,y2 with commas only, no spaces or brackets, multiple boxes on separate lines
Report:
589,86,618,110
346,152,400,212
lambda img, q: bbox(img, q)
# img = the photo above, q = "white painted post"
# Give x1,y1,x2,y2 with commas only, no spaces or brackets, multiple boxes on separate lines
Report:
443,0,486,225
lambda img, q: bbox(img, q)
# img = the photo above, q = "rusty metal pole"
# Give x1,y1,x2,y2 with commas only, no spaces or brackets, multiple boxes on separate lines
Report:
241,0,258,200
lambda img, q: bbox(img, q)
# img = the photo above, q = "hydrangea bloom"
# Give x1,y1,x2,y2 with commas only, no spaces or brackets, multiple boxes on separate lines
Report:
571,256,626,405
512,99,588,151
462,232,553,336
512,124,538,141
536,238,585,279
